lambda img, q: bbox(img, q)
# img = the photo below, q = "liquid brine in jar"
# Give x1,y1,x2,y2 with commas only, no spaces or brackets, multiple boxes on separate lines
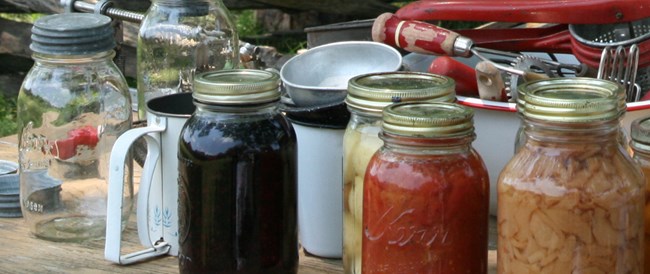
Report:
630,116,650,273
363,102,489,273
342,72,456,273
498,78,645,273
177,70,297,273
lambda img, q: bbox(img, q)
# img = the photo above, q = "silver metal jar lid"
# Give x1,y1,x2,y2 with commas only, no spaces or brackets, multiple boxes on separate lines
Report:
30,13,115,55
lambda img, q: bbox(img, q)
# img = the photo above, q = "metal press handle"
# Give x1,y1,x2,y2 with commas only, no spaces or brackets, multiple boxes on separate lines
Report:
61,0,144,23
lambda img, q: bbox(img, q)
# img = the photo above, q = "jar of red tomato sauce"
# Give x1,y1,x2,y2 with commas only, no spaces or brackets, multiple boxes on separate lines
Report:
343,72,456,273
362,102,489,273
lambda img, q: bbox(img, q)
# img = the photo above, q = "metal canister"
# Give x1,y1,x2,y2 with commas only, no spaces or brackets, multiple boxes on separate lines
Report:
342,71,455,274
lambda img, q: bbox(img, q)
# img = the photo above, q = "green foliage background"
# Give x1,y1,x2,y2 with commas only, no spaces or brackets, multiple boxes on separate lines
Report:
0,7,482,137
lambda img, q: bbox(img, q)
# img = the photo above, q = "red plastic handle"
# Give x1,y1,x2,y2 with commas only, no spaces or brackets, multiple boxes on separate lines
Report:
396,0,650,24
49,125,99,160
428,56,478,97
372,13,463,56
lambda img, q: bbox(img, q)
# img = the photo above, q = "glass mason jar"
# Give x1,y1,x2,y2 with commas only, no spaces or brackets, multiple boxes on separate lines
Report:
177,69,298,273
630,116,650,273
342,71,456,274
137,0,239,119
498,78,645,273
362,102,489,273
17,13,133,242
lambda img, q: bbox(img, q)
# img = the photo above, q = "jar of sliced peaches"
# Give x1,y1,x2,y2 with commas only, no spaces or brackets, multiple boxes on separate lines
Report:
342,72,456,274
630,116,650,273
498,78,645,273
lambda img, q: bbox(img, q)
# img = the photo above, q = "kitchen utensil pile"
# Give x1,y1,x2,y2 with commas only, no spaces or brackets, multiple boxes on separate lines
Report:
372,0,650,102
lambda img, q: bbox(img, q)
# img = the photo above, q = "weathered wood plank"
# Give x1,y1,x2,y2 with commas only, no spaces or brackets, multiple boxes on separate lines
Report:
0,17,32,59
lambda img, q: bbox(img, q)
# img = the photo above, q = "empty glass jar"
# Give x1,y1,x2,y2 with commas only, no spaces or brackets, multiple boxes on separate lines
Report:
17,13,133,242
137,0,239,119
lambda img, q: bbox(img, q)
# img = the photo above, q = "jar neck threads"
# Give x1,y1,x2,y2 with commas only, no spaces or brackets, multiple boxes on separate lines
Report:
379,131,474,155
32,51,116,65
524,118,620,145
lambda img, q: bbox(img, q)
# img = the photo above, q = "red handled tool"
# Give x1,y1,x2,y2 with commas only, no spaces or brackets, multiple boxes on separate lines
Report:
427,56,478,97
48,125,99,160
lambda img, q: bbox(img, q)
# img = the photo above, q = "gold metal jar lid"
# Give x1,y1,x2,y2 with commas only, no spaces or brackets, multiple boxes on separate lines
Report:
382,102,474,138
345,71,456,114
518,77,622,123
193,69,281,105
631,116,650,153
517,78,626,117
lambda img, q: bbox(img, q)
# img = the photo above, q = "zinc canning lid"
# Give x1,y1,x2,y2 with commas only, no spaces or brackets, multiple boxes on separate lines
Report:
345,72,456,114
519,77,622,123
631,116,650,152
382,102,474,138
193,69,281,104
30,13,115,55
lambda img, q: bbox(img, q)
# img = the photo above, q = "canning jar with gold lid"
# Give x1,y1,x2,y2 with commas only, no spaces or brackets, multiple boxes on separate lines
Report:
342,71,455,273
362,102,489,273
630,116,650,273
514,77,628,152
177,69,297,273
498,78,644,273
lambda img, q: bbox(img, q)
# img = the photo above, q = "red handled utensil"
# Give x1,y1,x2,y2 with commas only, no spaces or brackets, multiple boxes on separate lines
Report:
427,56,478,97
372,13,561,77
386,1,650,95
47,125,100,160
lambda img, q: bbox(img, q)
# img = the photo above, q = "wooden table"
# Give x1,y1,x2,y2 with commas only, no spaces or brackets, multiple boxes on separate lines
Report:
0,135,497,273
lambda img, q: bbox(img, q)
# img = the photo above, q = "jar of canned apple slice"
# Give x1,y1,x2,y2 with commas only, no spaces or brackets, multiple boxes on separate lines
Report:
630,116,650,274
498,78,645,273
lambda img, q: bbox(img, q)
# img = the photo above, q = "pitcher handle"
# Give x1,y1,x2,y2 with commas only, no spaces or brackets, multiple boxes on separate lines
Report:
105,124,169,264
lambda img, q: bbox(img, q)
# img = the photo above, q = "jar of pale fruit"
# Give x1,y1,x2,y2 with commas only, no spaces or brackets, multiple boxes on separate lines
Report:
498,78,645,273
630,116,650,273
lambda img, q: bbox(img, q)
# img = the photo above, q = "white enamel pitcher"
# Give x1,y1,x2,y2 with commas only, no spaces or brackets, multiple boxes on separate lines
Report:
105,93,194,264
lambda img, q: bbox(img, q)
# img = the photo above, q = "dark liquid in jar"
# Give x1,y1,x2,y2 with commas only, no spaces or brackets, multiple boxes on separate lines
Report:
178,111,298,273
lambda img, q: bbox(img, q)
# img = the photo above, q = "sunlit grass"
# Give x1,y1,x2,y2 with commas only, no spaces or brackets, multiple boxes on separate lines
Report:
0,13,43,23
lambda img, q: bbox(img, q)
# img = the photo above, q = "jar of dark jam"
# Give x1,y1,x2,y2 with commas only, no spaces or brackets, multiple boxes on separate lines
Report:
177,69,298,273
